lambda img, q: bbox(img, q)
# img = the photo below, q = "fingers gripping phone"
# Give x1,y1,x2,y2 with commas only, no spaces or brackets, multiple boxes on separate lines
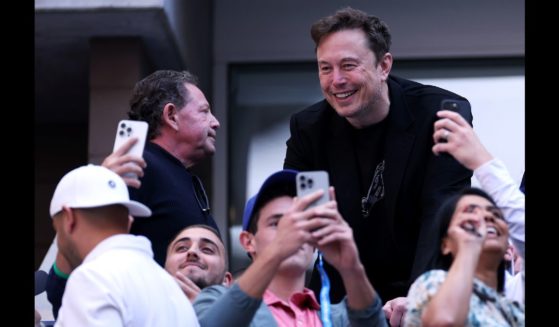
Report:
113,120,148,178
296,171,330,208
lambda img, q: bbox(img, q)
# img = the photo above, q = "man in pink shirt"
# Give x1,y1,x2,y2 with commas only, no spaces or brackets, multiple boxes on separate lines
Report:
193,170,387,327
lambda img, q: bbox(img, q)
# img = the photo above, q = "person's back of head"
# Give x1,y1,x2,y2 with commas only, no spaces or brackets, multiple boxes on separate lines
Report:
128,70,199,140
310,7,391,62
49,165,151,267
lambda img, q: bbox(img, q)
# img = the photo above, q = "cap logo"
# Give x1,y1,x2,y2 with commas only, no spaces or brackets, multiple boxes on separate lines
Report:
108,180,116,188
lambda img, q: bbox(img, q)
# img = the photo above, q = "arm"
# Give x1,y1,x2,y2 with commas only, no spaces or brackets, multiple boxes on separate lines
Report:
433,110,524,258
474,160,525,258
193,284,263,327
313,188,375,310
45,252,71,319
420,213,486,326
284,114,311,170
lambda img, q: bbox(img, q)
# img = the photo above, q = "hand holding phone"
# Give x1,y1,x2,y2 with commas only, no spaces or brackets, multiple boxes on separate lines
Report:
112,120,148,179
296,171,330,208
440,99,472,125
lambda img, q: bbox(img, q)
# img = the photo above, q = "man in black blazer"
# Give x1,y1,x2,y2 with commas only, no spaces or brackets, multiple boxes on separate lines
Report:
283,7,472,313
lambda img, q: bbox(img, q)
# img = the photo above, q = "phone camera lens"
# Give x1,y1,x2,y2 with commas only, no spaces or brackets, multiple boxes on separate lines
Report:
300,183,306,190
120,123,126,128
307,179,313,188
119,130,125,136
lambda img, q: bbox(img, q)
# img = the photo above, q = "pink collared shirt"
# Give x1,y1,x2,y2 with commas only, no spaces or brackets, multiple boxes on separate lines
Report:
263,288,323,327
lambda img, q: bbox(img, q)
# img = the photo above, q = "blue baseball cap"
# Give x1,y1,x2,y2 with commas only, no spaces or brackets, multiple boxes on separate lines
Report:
242,169,298,231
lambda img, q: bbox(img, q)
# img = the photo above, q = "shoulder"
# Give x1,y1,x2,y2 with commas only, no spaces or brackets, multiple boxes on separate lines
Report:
291,100,335,126
389,75,470,116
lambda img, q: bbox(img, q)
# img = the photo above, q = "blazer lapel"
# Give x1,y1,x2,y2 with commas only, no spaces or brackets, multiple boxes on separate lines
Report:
383,79,415,237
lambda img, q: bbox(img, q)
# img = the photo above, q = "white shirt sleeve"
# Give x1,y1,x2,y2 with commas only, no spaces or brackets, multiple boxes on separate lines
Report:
474,158,525,259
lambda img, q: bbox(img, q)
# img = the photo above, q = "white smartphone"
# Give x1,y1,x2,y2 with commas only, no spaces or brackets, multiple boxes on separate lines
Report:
296,171,330,208
113,120,148,178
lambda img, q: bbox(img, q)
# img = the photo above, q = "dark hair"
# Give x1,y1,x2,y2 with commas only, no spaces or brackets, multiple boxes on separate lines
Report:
247,183,296,234
128,70,199,140
310,7,391,64
433,187,506,292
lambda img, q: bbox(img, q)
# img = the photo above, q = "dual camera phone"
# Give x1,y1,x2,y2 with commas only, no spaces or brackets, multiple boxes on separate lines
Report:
296,171,330,208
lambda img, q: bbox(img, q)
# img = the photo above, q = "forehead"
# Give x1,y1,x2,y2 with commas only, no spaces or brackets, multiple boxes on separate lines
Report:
456,195,493,209
184,83,208,107
317,29,372,58
173,227,222,247
257,196,293,226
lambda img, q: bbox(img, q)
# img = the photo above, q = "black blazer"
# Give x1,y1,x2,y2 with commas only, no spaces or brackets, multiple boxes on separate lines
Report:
284,75,473,302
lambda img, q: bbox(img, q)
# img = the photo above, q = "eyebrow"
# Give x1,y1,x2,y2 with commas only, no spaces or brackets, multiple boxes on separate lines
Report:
171,237,221,251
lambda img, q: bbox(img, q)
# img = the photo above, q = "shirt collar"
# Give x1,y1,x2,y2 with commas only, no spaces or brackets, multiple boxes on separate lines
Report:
263,288,321,310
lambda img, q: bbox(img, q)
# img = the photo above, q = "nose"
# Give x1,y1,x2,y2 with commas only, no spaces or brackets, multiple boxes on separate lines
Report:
483,214,496,223
332,68,347,86
210,113,220,129
186,247,200,260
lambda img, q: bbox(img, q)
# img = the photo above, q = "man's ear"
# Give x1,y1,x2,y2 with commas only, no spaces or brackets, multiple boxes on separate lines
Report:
162,103,179,131
239,231,255,255
378,52,393,81
60,206,78,235
222,271,234,286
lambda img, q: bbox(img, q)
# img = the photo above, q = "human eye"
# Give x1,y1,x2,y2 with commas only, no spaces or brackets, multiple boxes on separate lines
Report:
463,204,480,213
488,207,505,220
342,63,357,70
176,245,188,253
201,247,215,254
319,65,332,74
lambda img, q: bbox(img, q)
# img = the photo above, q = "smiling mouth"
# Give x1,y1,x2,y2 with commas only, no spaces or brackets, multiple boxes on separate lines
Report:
332,90,357,99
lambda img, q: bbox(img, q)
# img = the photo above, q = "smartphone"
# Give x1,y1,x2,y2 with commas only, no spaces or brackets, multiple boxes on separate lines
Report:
113,120,148,178
440,99,472,126
296,171,330,208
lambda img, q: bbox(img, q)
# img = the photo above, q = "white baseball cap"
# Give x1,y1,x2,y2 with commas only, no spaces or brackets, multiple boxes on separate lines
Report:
49,164,151,218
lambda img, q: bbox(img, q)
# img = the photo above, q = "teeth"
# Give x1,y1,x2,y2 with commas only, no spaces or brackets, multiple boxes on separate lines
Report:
486,226,498,235
334,91,354,98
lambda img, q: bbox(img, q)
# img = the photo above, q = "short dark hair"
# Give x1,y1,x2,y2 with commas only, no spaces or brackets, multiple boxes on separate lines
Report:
128,70,199,140
433,187,506,292
310,7,391,64
247,183,296,234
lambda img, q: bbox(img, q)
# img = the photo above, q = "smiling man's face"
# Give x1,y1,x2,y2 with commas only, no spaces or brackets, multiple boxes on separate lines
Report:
165,226,227,289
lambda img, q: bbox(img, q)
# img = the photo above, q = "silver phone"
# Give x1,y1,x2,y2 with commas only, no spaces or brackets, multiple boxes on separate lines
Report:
296,171,330,208
112,120,148,178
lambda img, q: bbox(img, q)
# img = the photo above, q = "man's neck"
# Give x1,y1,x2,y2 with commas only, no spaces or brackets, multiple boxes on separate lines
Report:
267,272,306,302
151,138,194,168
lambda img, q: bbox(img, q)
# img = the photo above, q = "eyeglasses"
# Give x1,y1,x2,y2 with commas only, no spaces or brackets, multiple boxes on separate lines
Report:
361,159,385,218
192,175,211,214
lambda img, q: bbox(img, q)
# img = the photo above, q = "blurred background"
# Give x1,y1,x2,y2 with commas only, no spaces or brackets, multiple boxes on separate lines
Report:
35,0,524,305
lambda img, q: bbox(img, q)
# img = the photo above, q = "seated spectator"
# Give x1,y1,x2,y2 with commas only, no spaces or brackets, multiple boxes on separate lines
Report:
194,169,387,327
165,224,233,301
404,187,524,326
49,165,198,326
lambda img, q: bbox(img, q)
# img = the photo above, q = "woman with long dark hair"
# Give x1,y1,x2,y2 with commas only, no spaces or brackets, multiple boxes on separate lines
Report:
404,188,524,326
